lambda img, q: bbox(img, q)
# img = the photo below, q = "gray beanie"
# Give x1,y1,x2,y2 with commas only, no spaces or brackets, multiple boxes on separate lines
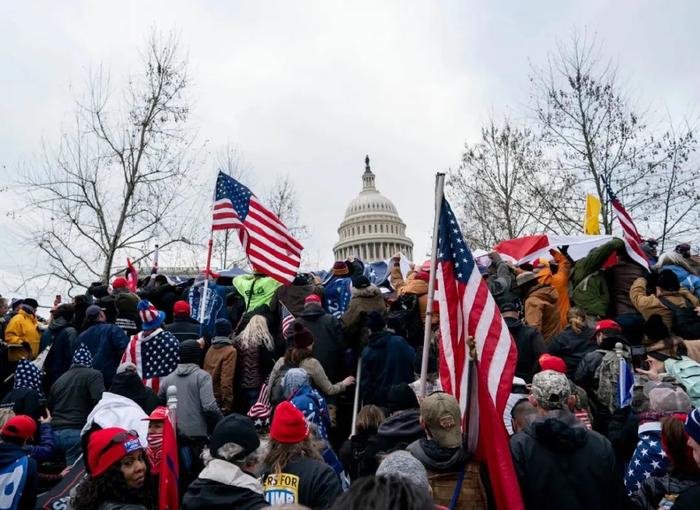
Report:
282,368,310,399
376,450,430,495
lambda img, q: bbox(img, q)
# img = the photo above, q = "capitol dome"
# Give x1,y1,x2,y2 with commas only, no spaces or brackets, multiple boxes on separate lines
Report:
333,156,414,262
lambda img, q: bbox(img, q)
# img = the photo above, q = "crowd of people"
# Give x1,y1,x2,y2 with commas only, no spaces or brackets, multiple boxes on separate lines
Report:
1,240,700,509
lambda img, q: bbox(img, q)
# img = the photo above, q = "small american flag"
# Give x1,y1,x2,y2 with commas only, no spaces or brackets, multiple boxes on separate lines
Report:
212,172,303,284
122,329,180,392
280,302,295,337
436,197,522,510
602,178,650,269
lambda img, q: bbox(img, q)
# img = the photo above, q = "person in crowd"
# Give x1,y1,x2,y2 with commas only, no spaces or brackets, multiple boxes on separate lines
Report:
271,273,324,317
635,349,700,407
23,408,55,466
606,245,648,344
339,404,384,481
71,427,156,510
77,304,130,387
262,401,341,509
142,405,167,475
676,242,700,271
234,314,276,413
158,339,223,483
540,249,572,328
670,408,700,508
0,415,39,510
516,271,560,343
484,252,519,311
570,238,624,322
500,302,546,383
656,251,700,298
389,255,434,326
630,269,699,330
359,383,425,477
375,451,432,499
141,274,180,324
624,383,692,496
329,475,435,510
42,303,78,388
409,346,442,399
268,322,354,405
182,413,267,510
283,368,331,442
165,300,201,343
324,261,354,319
360,311,415,408
110,276,142,337
110,362,161,415
642,314,684,360
547,307,597,379
204,318,237,415
641,238,660,266
538,353,593,428
510,369,625,509
233,271,282,315
49,344,105,466
342,275,386,349
296,294,346,391
0,296,10,340
2,358,44,421
408,392,486,509
510,398,537,434
122,300,180,391
4,299,41,361
631,413,700,509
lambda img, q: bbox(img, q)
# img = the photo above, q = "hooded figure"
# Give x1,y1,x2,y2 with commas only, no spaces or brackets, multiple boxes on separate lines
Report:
342,276,386,348
296,294,345,385
109,363,161,415
1,359,43,421
517,272,561,342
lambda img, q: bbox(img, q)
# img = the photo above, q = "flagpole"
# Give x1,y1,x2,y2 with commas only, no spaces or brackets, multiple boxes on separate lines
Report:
199,231,214,325
420,172,445,397
350,358,362,437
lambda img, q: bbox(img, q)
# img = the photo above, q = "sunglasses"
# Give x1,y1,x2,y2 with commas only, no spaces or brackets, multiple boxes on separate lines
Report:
97,430,141,459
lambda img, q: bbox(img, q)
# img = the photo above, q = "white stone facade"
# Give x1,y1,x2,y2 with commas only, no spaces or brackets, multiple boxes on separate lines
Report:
333,156,413,262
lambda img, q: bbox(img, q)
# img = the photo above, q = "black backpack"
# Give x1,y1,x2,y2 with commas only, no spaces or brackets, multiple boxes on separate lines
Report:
658,296,700,340
387,294,423,348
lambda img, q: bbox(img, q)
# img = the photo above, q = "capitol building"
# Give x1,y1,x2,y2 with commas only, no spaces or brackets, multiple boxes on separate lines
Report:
333,156,414,262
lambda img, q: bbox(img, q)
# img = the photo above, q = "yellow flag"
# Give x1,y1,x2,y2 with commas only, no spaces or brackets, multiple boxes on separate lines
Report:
584,194,601,235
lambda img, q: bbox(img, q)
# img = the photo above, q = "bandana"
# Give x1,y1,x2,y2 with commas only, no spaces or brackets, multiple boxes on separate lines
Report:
72,343,94,367
14,359,43,395
146,432,164,474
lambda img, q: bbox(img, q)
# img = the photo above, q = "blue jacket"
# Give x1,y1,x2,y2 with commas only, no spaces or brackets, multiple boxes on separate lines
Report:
323,277,352,318
291,384,331,441
42,318,78,388
664,264,700,299
0,442,38,510
360,330,416,407
25,423,54,463
76,322,129,387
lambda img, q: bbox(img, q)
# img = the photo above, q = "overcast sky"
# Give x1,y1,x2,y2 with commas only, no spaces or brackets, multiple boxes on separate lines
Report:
1,1,699,299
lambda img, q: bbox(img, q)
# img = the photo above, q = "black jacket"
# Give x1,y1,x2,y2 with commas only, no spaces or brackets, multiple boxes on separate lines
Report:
407,438,468,473
1,388,42,422
298,303,346,383
109,370,161,414
547,325,597,379
510,410,625,510
49,366,104,429
262,456,341,510
360,330,416,407
505,317,546,383
573,349,606,391
630,473,700,510
41,318,78,388
0,442,38,510
338,430,378,481
165,317,202,343
182,459,267,510
672,482,700,510
359,409,425,477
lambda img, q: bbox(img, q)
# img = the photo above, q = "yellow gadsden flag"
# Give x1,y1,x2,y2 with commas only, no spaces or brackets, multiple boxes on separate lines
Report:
584,194,601,235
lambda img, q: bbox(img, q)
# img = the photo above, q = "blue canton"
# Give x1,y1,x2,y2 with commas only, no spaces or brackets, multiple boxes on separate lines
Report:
437,198,475,283
215,172,254,220
624,424,668,496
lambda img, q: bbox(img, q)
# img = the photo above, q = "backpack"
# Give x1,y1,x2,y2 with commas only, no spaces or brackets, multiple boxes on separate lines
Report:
0,455,28,510
387,294,422,348
593,348,629,413
664,356,700,406
657,296,700,340
269,363,293,406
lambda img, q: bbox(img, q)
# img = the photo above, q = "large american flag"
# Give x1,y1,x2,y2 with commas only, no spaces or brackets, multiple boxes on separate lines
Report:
212,172,303,284
602,178,650,269
435,198,522,510
122,329,180,392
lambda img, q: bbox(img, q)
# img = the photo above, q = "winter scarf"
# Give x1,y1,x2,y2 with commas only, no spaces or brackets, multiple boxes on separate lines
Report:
147,432,164,474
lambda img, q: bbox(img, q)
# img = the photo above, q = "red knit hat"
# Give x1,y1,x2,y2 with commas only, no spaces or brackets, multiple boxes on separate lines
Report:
539,354,567,374
112,277,129,289
270,402,309,444
1,415,37,441
173,300,190,316
87,427,142,477
332,261,349,276
290,322,314,349
304,294,321,305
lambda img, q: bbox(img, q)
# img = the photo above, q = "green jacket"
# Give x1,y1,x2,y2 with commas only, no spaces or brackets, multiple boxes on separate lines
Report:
570,238,624,317
233,274,283,312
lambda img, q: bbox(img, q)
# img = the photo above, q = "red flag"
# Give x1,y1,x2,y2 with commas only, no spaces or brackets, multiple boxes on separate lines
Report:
158,412,179,510
435,198,523,510
126,258,139,293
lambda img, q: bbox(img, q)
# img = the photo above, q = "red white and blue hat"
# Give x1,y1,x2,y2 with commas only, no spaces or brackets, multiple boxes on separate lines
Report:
137,299,165,330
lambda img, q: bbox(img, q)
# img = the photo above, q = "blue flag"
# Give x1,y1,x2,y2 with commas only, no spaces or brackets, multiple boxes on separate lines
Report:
617,357,634,408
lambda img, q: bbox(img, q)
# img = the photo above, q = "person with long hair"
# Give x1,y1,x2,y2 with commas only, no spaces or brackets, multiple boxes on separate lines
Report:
547,307,597,379
267,322,354,405
339,404,385,481
234,314,277,412
329,475,434,510
262,401,341,508
71,427,156,510
656,252,700,298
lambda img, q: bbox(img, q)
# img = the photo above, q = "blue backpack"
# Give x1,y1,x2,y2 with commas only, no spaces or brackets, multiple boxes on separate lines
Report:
0,455,28,510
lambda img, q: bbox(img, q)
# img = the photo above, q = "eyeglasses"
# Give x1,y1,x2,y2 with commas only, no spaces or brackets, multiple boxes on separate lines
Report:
97,429,141,459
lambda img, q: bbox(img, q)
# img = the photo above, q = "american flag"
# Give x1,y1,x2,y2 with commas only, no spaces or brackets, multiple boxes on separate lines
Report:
435,198,522,510
122,329,180,392
624,425,667,495
280,302,295,337
212,172,303,284
126,258,139,293
602,178,650,269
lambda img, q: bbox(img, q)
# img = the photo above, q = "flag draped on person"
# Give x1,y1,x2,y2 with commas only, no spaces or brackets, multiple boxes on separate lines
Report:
435,197,523,510
602,178,650,269
159,411,179,510
280,302,295,337
212,172,303,284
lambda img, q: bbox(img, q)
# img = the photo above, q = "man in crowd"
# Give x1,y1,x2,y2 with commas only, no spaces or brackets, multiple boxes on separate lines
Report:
76,304,129,387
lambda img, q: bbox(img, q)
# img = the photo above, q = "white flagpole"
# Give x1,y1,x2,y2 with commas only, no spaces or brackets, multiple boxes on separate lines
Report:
420,173,445,397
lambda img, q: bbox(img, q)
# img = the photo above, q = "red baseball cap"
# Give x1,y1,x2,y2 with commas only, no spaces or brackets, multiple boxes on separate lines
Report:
112,277,129,289
173,300,190,316
594,319,622,334
1,415,37,441
142,406,168,422
87,427,142,477
539,354,567,374
304,294,321,305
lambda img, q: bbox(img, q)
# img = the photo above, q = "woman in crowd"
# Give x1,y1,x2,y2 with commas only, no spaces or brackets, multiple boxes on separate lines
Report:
234,314,276,413
339,404,385,481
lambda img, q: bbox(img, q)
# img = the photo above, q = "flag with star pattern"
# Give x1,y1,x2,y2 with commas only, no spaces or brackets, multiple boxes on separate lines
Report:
624,424,668,496
122,329,180,392
14,359,43,395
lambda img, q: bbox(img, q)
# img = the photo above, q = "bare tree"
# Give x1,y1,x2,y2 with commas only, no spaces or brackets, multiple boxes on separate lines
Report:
265,174,308,240
530,31,696,236
448,118,571,249
21,31,195,292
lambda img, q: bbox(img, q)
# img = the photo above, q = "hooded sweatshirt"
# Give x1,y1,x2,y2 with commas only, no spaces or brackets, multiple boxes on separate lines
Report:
510,410,625,509
0,442,38,510
360,330,415,407
42,317,78,386
359,409,424,477
297,303,345,383
109,370,160,415
407,438,468,474
182,459,267,510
